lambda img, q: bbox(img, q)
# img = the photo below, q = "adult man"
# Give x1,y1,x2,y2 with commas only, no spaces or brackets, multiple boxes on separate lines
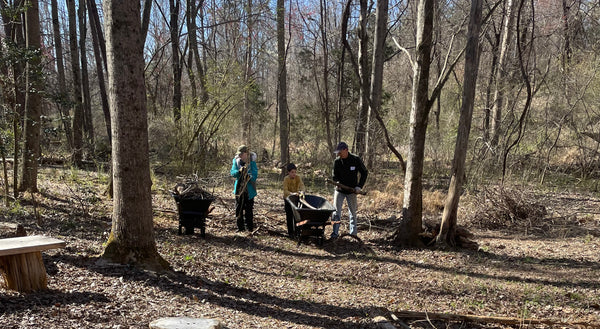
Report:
330,142,368,239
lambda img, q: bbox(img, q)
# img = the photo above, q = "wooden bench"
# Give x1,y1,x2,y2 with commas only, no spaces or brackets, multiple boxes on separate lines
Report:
0,235,66,292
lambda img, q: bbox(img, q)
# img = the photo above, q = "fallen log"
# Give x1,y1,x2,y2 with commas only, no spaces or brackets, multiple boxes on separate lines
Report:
392,310,598,327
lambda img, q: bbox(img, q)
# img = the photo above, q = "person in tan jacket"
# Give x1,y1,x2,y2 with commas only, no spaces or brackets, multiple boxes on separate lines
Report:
283,163,305,238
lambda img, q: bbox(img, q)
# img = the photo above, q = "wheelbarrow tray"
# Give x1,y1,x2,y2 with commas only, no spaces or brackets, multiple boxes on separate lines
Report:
172,194,214,237
286,194,335,245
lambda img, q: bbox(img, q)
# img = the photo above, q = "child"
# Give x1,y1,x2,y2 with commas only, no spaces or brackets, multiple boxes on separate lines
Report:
231,145,258,233
283,163,305,237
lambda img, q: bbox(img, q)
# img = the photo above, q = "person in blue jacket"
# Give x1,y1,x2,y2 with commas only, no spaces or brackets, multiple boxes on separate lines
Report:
231,145,258,232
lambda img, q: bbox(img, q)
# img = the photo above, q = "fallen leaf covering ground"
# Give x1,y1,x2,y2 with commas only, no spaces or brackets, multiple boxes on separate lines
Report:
1,166,599,329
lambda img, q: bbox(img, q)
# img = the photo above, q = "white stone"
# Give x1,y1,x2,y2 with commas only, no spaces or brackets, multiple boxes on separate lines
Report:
149,317,222,329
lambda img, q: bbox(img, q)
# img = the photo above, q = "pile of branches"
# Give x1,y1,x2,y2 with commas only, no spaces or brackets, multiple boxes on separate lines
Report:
467,186,547,232
171,175,215,200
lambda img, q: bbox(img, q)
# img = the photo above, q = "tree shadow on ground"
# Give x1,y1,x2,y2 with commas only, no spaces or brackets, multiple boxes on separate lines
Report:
363,238,600,290
0,290,109,314
53,253,378,328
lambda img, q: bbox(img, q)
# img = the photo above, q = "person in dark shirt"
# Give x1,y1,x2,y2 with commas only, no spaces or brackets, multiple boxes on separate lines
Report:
330,142,368,239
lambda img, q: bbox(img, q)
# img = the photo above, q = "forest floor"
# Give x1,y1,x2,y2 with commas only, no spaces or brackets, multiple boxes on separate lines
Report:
1,165,599,329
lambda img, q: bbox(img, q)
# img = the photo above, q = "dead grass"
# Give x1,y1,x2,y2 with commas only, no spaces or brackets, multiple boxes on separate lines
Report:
1,166,599,329
365,175,446,217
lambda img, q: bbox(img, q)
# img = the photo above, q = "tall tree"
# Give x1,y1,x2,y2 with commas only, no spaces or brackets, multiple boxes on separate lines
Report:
318,0,333,154
187,0,208,104
437,0,483,246
242,0,253,144
0,0,26,197
170,0,182,121
277,0,289,168
19,0,43,192
141,0,153,46
367,0,388,165
51,0,72,149
66,0,84,166
79,0,94,149
354,0,369,157
87,0,110,145
394,0,435,246
101,0,168,271
489,0,517,146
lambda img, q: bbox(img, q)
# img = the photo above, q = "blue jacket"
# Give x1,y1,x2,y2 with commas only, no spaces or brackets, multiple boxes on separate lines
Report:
231,155,258,199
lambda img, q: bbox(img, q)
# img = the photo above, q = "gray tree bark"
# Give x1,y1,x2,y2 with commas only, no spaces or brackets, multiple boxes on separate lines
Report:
101,0,168,271
170,0,182,121
51,0,72,149
490,0,517,146
0,0,26,197
393,0,435,247
242,0,253,144
141,0,153,46
437,0,483,246
66,0,84,166
79,0,94,149
318,0,333,155
367,0,388,166
19,0,43,192
354,0,369,157
87,0,111,145
277,0,289,168
186,0,208,105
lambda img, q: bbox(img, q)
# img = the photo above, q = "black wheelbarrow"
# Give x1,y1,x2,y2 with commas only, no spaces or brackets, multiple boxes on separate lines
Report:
286,194,335,246
172,194,214,237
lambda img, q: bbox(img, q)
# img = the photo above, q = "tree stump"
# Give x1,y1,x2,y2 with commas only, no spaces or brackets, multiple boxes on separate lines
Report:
0,251,47,292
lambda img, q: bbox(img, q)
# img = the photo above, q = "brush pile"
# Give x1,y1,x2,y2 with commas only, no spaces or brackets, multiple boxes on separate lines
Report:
171,176,215,200
467,186,547,232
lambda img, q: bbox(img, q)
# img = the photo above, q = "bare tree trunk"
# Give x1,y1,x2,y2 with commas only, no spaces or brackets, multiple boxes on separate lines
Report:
318,0,332,155
277,0,289,168
189,0,208,104
354,0,369,157
101,0,168,271
393,0,435,247
337,0,353,148
141,0,153,46
437,0,483,246
482,30,500,141
170,0,182,121
0,38,11,204
67,0,84,166
490,0,517,147
368,0,388,167
19,0,43,193
79,0,94,151
242,0,253,144
561,0,571,67
87,0,107,72
51,0,72,149
87,0,110,145
0,0,26,198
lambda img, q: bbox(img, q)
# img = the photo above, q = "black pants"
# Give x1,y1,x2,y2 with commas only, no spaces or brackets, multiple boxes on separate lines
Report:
236,192,254,231
284,200,295,237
